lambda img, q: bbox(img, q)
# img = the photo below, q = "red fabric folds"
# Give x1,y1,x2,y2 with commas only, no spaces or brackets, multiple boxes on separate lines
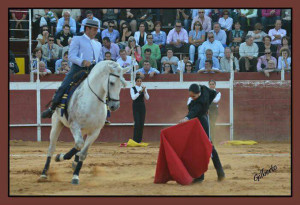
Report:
154,118,212,185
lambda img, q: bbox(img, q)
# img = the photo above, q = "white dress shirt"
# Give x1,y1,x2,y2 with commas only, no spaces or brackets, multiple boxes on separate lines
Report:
130,85,150,100
268,28,287,45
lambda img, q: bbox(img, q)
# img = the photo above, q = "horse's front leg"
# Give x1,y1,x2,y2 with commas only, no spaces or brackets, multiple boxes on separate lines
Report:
38,113,64,181
71,128,101,185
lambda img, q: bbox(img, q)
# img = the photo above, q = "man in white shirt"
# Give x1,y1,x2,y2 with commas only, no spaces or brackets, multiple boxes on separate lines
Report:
198,32,224,60
239,35,259,72
268,20,287,45
116,49,138,73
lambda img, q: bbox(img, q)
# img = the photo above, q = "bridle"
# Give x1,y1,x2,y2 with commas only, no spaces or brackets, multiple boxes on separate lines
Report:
87,73,121,105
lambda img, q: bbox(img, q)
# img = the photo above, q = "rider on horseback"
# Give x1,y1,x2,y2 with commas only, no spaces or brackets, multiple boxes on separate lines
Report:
41,19,103,118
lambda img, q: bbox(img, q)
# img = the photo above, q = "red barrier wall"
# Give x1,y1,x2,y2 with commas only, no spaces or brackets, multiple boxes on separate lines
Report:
9,73,291,142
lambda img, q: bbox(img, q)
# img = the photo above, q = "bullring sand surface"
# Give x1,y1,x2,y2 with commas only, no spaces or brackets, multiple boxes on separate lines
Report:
10,140,291,196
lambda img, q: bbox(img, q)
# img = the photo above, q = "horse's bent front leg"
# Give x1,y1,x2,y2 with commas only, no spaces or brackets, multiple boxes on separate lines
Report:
71,128,101,185
39,113,64,181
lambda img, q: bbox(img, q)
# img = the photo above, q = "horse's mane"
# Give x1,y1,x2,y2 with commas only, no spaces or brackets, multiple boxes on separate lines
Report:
90,60,122,77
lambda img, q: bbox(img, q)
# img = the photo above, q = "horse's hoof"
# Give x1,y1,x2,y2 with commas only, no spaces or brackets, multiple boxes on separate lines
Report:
55,154,63,162
37,174,49,182
71,175,79,185
72,161,78,171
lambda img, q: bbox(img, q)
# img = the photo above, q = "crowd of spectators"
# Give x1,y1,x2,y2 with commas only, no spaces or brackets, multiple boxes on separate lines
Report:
9,9,292,77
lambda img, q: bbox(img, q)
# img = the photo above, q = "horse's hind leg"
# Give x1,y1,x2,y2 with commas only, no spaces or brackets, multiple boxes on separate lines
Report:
71,128,101,185
55,123,84,162
39,113,64,180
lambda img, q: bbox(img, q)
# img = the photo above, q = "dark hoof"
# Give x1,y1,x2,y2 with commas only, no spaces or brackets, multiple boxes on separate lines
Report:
55,154,62,162
218,175,225,182
71,178,79,185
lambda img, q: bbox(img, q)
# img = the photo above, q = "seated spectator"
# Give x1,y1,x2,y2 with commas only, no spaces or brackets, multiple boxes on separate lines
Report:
176,9,192,32
198,59,221,73
262,60,278,77
268,20,286,46
191,9,212,33
162,62,173,74
125,36,142,61
257,49,277,72
198,49,220,71
210,22,227,47
101,37,120,61
101,21,120,43
32,61,52,76
184,61,196,73
281,9,291,36
161,48,180,73
276,36,291,58
135,60,160,78
139,48,158,69
43,9,58,35
55,51,72,73
80,10,101,35
134,22,148,47
10,9,28,38
239,35,259,72
166,20,189,53
277,48,291,70
198,32,224,60
246,23,267,48
36,25,49,48
259,35,277,58
142,33,161,63
220,47,239,72
56,11,76,35
261,9,281,29
61,9,81,33
56,24,73,49
177,54,190,73
218,10,233,44
32,9,46,32
229,21,246,58
119,9,138,33
240,9,258,30
56,60,71,74
151,21,167,53
137,9,154,31
119,22,133,49
102,9,119,28
117,49,138,73
32,47,48,71
210,9,221,23
104,51,112,60
189,21,205,64
41,34,60,73
9,50,19,74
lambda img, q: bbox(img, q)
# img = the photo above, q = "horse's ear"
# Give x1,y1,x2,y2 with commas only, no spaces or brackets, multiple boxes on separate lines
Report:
122,65,132,74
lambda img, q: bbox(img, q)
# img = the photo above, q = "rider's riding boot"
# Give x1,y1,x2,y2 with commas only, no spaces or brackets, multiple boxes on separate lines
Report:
41,102,59,118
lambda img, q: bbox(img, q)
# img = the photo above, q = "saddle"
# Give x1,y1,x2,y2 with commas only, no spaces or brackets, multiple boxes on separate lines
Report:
57,70,89,120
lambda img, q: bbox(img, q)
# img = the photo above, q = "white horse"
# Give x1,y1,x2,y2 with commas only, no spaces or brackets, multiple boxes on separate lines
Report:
39,61,131,184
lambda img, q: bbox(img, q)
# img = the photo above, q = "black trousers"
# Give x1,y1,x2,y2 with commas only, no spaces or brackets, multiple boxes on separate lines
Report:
132,102,146,143
198,115,224,180
239,57,258,72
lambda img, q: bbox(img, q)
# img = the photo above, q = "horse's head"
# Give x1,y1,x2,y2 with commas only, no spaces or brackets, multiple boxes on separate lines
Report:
105,61,131,111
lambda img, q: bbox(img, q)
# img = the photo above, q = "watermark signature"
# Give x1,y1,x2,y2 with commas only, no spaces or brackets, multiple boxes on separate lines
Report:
254,165,277,181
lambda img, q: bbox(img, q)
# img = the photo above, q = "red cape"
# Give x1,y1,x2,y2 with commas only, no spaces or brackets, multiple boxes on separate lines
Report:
154,118,212,185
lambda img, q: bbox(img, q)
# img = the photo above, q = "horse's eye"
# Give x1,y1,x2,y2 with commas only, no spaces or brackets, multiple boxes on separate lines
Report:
110,82,115,86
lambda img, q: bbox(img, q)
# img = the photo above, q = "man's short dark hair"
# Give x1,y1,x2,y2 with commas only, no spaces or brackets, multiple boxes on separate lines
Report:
205,59,213,65
189,84,201,94
144,48,152,53
85,10,93,15
48,34,54,39
147,33,153,38
108,20,115,25
166,48,173,53
105,51,111,56
119,49,126,54
63,24,70,29
209,79,216,85
103,37,110,42
143,60,150,64
175,20,182,25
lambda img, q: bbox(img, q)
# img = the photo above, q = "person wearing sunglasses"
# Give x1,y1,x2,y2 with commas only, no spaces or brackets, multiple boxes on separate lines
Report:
36,25,50,48
191,9,212,32
246,23,267,49
166,20,189,54
101,20,120,44
198,32,224,61
41,34,60,73
189,21,205,64
257,49,277,72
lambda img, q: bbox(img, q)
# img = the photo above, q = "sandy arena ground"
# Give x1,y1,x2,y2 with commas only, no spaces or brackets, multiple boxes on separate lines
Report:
9,140,291,196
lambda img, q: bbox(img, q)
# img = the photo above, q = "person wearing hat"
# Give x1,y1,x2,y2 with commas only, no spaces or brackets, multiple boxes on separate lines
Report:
42,19,103,118
179,83,225,183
